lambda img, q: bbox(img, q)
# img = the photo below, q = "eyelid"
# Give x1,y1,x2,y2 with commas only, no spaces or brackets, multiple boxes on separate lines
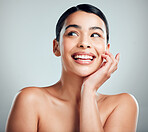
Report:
91,33,101,37
67,31,79,36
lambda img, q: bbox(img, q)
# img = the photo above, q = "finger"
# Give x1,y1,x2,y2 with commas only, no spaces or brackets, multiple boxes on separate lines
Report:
108,53,120,73
105,44,117,65
115,53,120,63
100,61,107,68
106,51,120,65
105,51,118,68
101,54,112,71
108,62,118,73
105,51,114,61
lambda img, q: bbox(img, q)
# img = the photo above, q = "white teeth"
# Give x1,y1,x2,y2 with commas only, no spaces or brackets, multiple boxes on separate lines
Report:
78,59,91,61
74,55,93,59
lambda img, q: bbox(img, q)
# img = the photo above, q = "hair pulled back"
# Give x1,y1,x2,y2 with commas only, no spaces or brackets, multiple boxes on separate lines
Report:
56,4,109,43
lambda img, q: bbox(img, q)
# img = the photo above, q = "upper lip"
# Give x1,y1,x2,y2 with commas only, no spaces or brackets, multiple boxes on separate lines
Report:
71,52,96,58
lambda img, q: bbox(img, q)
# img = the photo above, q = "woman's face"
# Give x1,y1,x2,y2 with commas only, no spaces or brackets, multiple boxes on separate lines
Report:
56,11,108,77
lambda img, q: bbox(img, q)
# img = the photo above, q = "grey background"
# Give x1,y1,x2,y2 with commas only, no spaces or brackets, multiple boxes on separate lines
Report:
0,0,148,131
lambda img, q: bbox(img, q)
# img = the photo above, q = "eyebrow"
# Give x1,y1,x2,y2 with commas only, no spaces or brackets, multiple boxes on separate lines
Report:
65,24,81,30
65,24,104,33
89,26,104,33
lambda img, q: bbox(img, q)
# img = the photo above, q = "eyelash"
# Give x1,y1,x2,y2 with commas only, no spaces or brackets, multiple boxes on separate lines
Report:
90,33,101,37
67,31,78,36
67,32,101,38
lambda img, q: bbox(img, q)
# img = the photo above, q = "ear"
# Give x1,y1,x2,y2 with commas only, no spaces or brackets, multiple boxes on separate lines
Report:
106,43,110,52
53,39,61,57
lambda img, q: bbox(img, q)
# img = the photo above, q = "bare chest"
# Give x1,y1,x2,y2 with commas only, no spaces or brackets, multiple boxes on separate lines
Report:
38,102,80,132
37,101,113,132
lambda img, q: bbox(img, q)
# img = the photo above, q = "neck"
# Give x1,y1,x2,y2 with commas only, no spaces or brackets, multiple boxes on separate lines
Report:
57,68,84,105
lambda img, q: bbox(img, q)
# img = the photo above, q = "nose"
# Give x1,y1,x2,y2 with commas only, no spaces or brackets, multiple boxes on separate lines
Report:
77,43,91,48
77,38,91,49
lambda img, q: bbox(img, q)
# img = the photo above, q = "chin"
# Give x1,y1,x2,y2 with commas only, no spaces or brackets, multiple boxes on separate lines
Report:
62,57,102,77
72,66,99,77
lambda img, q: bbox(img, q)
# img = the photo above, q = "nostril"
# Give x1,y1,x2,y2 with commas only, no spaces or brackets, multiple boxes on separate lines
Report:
78,44,91,48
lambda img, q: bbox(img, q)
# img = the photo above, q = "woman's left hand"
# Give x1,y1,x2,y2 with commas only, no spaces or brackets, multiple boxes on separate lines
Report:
82,50,120,93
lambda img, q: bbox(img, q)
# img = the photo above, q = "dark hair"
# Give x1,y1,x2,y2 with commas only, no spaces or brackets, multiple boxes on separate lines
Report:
56,4,109,43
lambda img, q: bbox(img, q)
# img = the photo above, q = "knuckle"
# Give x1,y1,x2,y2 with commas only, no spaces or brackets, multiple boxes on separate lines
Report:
102,70,108,76
107,73,111,78
115,60,118,66
108,59,112,65
110,58,114,64
110,60,113,64
115,66,118,70
106,55,110,60
103,71,111,78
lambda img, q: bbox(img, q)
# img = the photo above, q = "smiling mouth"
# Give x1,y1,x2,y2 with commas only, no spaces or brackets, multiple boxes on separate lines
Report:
71,52,96,64
72,54,95,61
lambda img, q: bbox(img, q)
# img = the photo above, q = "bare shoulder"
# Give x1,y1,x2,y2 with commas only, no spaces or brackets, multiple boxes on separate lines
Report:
117,93,138,106
16,86,57,106
112,93,138,111
19,86,44,98
115,93,139,117
98,92,139,109
98,93,139,131
14,87,45,105
6,87,46,132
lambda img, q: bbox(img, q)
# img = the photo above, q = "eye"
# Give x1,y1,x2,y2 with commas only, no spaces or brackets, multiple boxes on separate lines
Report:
91,33,100,37
67,31,78,36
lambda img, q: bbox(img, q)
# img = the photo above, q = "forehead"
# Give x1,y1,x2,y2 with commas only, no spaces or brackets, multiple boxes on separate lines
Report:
63,11,106,29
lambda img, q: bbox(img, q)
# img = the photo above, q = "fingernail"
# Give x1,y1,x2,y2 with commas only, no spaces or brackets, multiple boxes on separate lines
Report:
105,51,108,54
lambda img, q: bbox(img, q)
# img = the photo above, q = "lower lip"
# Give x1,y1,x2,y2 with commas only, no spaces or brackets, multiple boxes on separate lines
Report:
72,58,94,65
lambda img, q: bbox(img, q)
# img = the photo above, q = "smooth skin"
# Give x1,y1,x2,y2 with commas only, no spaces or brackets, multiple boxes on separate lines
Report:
6,11,139,132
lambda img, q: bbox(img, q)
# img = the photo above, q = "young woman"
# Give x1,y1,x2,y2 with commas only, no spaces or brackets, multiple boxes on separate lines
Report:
6,4,139,132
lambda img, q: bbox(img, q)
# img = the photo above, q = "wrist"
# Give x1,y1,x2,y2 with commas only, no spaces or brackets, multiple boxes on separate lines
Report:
81,83,97,97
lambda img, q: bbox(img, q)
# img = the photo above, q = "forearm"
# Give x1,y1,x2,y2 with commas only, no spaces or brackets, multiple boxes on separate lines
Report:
80,86,104,132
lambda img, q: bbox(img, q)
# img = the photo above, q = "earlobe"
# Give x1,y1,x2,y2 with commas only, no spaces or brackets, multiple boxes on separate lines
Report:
106,43,110,52
53,39,61,57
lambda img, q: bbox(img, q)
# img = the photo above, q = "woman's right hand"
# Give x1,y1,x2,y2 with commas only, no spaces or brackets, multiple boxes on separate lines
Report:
81,50,120,94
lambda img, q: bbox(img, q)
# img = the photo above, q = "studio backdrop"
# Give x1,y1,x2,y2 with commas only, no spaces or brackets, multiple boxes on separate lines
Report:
0,0,148,131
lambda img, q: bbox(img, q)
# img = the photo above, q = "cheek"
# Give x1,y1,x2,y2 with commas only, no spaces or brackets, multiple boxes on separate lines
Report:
92,38,106,50
95,43,106,55
60,39,74,61
60,39,70,54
